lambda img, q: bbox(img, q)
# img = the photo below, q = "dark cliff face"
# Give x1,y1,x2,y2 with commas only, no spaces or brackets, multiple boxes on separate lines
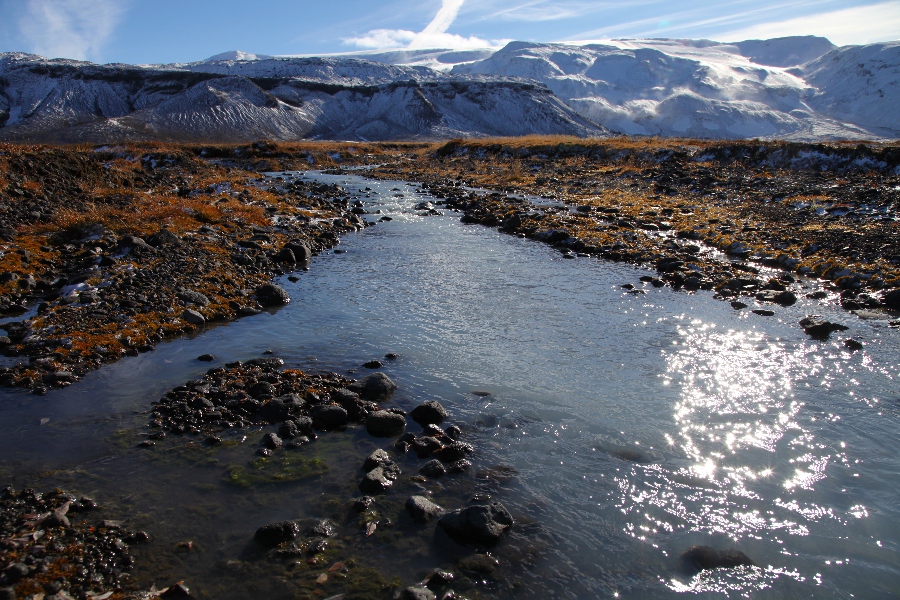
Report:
0,54,609,143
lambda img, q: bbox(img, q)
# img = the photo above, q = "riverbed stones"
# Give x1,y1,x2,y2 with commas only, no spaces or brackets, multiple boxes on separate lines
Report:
437,502,514,545
410,400,449,426
366,410,407,437
406,495,445,523
680,545,755,571
180,309,205,325
410,435,444,458
254,520,301,546
255,282,290,306
435,441,474,462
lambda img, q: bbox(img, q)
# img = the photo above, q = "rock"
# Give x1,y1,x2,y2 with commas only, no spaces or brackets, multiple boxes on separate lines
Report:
359,466,397,494
799,316,849,338
410,400,449,426
435,441,473,462
284,241,311,262
258,394,305,423
273,247,296,263
680,545,755,571
254,520,300,546
147,229,181,247
773,290,797,306
249,381,276,398
177,290,210,306
363,449,395,472
844,339,864,351
447,459,472,473
366,410,407,437
882,288,900,310
394,586,435,600
353,496,375,512
3,562,29,583
458,553,499,574
406,495,445,523
420,459,446,478
410,436,443,458
312,405,349,430
751,309,775,316
197,353,215,362
352,372,398,401
180,309,205,325
309,519,337,538
160,583,194,599
262,432,283,450
437,502,513,545
730,301,747,310
256,283,290,306
444,425,462,440
363,360,384,369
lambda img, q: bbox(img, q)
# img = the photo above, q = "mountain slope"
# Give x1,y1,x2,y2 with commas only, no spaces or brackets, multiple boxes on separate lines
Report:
0,53,608,142
451,37,897,140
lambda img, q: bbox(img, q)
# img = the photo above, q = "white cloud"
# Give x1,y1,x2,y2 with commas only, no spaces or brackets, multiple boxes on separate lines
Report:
716,2,900,45
344,0,495,50
18,0,127,61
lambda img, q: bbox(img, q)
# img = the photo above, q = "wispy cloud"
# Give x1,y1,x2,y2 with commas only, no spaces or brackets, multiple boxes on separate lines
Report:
716,1,900,45
473,0,657,23
344,0,496,49
17,0,128,61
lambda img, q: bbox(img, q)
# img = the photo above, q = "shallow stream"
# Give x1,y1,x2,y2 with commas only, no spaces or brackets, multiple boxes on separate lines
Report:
1,172,898,599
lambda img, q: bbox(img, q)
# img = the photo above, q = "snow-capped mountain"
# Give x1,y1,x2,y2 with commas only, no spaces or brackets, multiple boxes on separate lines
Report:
0,52,605,142
0,36,897,143
451,37,899,140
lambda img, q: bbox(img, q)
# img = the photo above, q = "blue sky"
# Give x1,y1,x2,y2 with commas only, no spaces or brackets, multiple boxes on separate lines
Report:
0,0,898,64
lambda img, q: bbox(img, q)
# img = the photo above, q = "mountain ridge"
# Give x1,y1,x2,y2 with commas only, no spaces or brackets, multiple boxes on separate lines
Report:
0,36,897,143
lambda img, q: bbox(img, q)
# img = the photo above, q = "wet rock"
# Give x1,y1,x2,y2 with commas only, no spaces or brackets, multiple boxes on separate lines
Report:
197,353,215,362
284,241,311,262
177,290,210,306
444,425,462,440
256,283,290,306
844,339,864,351
752,309,775,316
160,582,194,599
249,381,276,399
363,359,384,369
459,553,499,574
254,520,301,546
312,404,349,430
438,502,513,545
359,466,397,494
262,432,283,450
730,301,747,310
394,586,435,600
420,459,447,478
681,545,755,572
410,436,444,458
435,441,474,462
410,400,449,426
309,519,337,538
353,496,375,512
366,410,407,437
3,562,29,583
258,394,305,423
406,495,445,523
352,372,398,401
181,309,205,325
447,459,472,473
799,316,849,338
363,449,395,471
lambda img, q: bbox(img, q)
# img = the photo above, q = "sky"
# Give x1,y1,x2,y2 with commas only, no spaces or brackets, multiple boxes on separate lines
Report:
0,0,897,65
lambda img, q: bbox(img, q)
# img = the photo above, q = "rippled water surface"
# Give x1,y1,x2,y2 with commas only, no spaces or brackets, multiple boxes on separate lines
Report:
1,172,898,599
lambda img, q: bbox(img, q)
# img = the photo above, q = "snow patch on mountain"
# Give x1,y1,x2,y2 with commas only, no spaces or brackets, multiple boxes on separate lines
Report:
451,37,897,140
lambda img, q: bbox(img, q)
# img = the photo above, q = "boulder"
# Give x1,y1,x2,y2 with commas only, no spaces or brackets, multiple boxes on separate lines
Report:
359,466,396,494
254,520,300,546
882,288,900,310
393,586,435,600
680,545,755,571
799,316,848,338
363,449,394,472
437,502,513,545
177,290,210,306
256,283,290,306
410,436,444,458
434,441,473,462
351,372,398,401
409,400,448,426
180,309,205,325
420,459,446,478
312,405,349,430
147,229,181,247
406,496,445,523
258,394,305,423
366,410,406,437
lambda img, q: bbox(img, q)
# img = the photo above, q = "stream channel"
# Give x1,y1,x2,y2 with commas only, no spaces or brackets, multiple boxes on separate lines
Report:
1,171,899,599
